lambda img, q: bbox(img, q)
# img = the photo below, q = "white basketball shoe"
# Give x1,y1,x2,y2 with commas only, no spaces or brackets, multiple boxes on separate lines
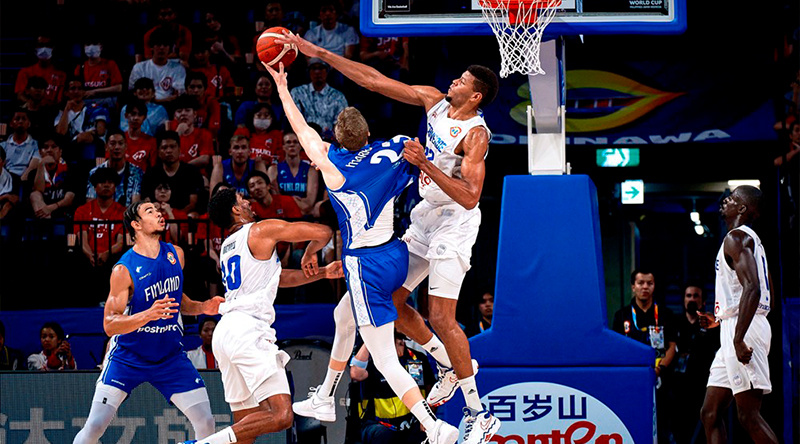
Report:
426,359,479,407
462,407,502,444
424,419,459,444
292,386,336,422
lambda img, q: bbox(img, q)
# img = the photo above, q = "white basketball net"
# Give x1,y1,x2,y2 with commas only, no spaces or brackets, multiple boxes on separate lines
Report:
480,0,561,78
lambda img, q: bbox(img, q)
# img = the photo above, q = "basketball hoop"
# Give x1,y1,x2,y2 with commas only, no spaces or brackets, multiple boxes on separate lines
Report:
480,0,562,78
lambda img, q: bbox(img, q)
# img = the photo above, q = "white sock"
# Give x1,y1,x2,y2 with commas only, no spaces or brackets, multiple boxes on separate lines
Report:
421,336,452,369
318,368,343,398
459,376,483,411
410,399,438,431
198,426,237,444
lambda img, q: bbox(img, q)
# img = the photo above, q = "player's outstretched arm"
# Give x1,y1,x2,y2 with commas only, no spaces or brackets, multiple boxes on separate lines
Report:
403,128,488,210
726,231,761,364
103,265,179,336
263,61,344,189
277,32,443,110
180,294,225,316
279,261,344,288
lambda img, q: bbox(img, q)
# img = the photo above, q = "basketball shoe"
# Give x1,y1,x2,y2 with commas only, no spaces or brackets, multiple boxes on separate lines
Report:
423,419,459,444
462,407,501,444
292,386,336,422
426,359,479,407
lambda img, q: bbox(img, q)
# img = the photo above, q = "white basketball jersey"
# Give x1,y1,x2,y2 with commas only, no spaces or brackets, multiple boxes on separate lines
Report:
218,223,282,339
714,225,771,320
421,99,490,206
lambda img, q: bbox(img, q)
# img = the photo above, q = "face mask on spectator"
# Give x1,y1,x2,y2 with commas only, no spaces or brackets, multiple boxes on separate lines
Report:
84,45,102,58
253,118,272,130
36,47,53,60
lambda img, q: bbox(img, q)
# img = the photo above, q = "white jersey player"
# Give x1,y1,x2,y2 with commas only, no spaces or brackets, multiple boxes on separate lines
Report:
182,189,342,444
700,186,778,444
280,31,501,444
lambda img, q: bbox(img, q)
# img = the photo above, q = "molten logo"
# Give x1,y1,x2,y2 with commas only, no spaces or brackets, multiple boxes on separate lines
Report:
491,421,624,443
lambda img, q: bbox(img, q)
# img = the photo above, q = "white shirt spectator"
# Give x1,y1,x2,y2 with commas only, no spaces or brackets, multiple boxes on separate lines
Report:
304,22,359,57
0,135,39,176
128,59,186,101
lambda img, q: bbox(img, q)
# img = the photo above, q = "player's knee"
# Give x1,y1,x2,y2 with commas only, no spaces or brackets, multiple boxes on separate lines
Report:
276,409,294,430
700,403,719,427
195,414,216,438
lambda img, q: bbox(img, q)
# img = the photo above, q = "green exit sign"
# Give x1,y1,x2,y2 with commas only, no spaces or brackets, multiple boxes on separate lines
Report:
596,148,640,167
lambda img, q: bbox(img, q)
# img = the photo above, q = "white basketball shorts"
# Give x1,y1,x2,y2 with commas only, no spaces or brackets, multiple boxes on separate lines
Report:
401,200,480,299
707,314,771,395
213,311,291,411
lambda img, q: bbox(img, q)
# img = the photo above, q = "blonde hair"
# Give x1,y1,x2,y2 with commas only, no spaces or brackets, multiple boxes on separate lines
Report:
334,107,369,151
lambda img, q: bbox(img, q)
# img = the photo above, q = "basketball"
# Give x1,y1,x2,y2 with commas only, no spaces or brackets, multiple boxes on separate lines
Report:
256,26,297,69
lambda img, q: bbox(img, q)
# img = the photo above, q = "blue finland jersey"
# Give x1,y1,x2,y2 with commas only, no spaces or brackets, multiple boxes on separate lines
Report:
277,161,311,197
327,136,417,249
110,242,185,365
222,159,255,197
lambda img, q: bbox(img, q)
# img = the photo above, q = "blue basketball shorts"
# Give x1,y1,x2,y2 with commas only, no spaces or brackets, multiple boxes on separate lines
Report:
99,350,206,400
343,238,409,327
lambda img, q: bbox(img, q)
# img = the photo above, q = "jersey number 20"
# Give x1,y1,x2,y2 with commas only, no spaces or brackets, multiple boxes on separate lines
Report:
221,255,242,291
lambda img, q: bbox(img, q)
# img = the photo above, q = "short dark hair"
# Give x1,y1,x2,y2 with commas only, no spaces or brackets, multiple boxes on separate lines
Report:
13,108,30,119
125,98,148,117
133,77,156,91
248,170,270,185
211,181,232,197
199,316,218,330
90,167,121,186
37,131,66,149
173,94,199,113
185,71,207,89
157,130,181,147
41,321,66,341
124,201,147,240
149,26,176,47
66,75,84,88
208,187,239,229
630,269,655,285
26,76,48,90
334,107,369,151
683,282,706,300
467,65,499,108
734,185,763,219
106,127,126,142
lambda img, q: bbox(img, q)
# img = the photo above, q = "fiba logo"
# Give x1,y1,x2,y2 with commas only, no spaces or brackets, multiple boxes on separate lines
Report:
733,374,742,386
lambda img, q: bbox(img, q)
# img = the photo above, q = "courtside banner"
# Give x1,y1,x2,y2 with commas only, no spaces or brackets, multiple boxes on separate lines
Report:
459,382,638,444
0,372,286,444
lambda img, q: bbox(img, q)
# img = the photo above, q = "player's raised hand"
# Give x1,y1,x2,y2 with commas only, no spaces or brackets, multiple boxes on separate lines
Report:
734,339,753,364
403,138,428,166
144,296,179,321
275,31,321,58
202,296,225,315
301,246,320,278
323,261,344,279
262,62,288,91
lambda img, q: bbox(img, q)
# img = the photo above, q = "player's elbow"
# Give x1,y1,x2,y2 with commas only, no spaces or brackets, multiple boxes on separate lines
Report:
462,196,480,211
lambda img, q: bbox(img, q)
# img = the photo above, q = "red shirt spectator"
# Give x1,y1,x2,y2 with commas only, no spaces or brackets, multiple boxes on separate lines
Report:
178,126,214,165
143,5,192,63
191,59,236,99
125,131,157,171
234,127,284,164
15,64,66,107
251,195,302,219
74,199,125,255
74,59,122,91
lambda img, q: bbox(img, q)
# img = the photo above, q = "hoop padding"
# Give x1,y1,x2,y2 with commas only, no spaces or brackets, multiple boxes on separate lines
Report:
480,0,561,77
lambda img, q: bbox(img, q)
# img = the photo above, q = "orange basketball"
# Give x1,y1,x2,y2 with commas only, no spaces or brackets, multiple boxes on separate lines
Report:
256,26,297,69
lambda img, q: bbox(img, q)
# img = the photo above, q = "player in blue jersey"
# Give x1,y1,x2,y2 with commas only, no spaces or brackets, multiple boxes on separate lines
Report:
265,62,459,444
73,201,224,444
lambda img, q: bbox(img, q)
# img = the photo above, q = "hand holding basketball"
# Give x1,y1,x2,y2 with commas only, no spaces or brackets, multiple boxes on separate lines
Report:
275,31,321,58
257,26,298,69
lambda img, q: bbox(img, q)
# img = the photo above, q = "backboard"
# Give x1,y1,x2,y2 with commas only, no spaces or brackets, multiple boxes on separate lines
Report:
360,0,686,37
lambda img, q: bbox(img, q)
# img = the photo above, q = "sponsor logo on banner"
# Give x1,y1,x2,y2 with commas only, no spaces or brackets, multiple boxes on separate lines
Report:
461,381,634,443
